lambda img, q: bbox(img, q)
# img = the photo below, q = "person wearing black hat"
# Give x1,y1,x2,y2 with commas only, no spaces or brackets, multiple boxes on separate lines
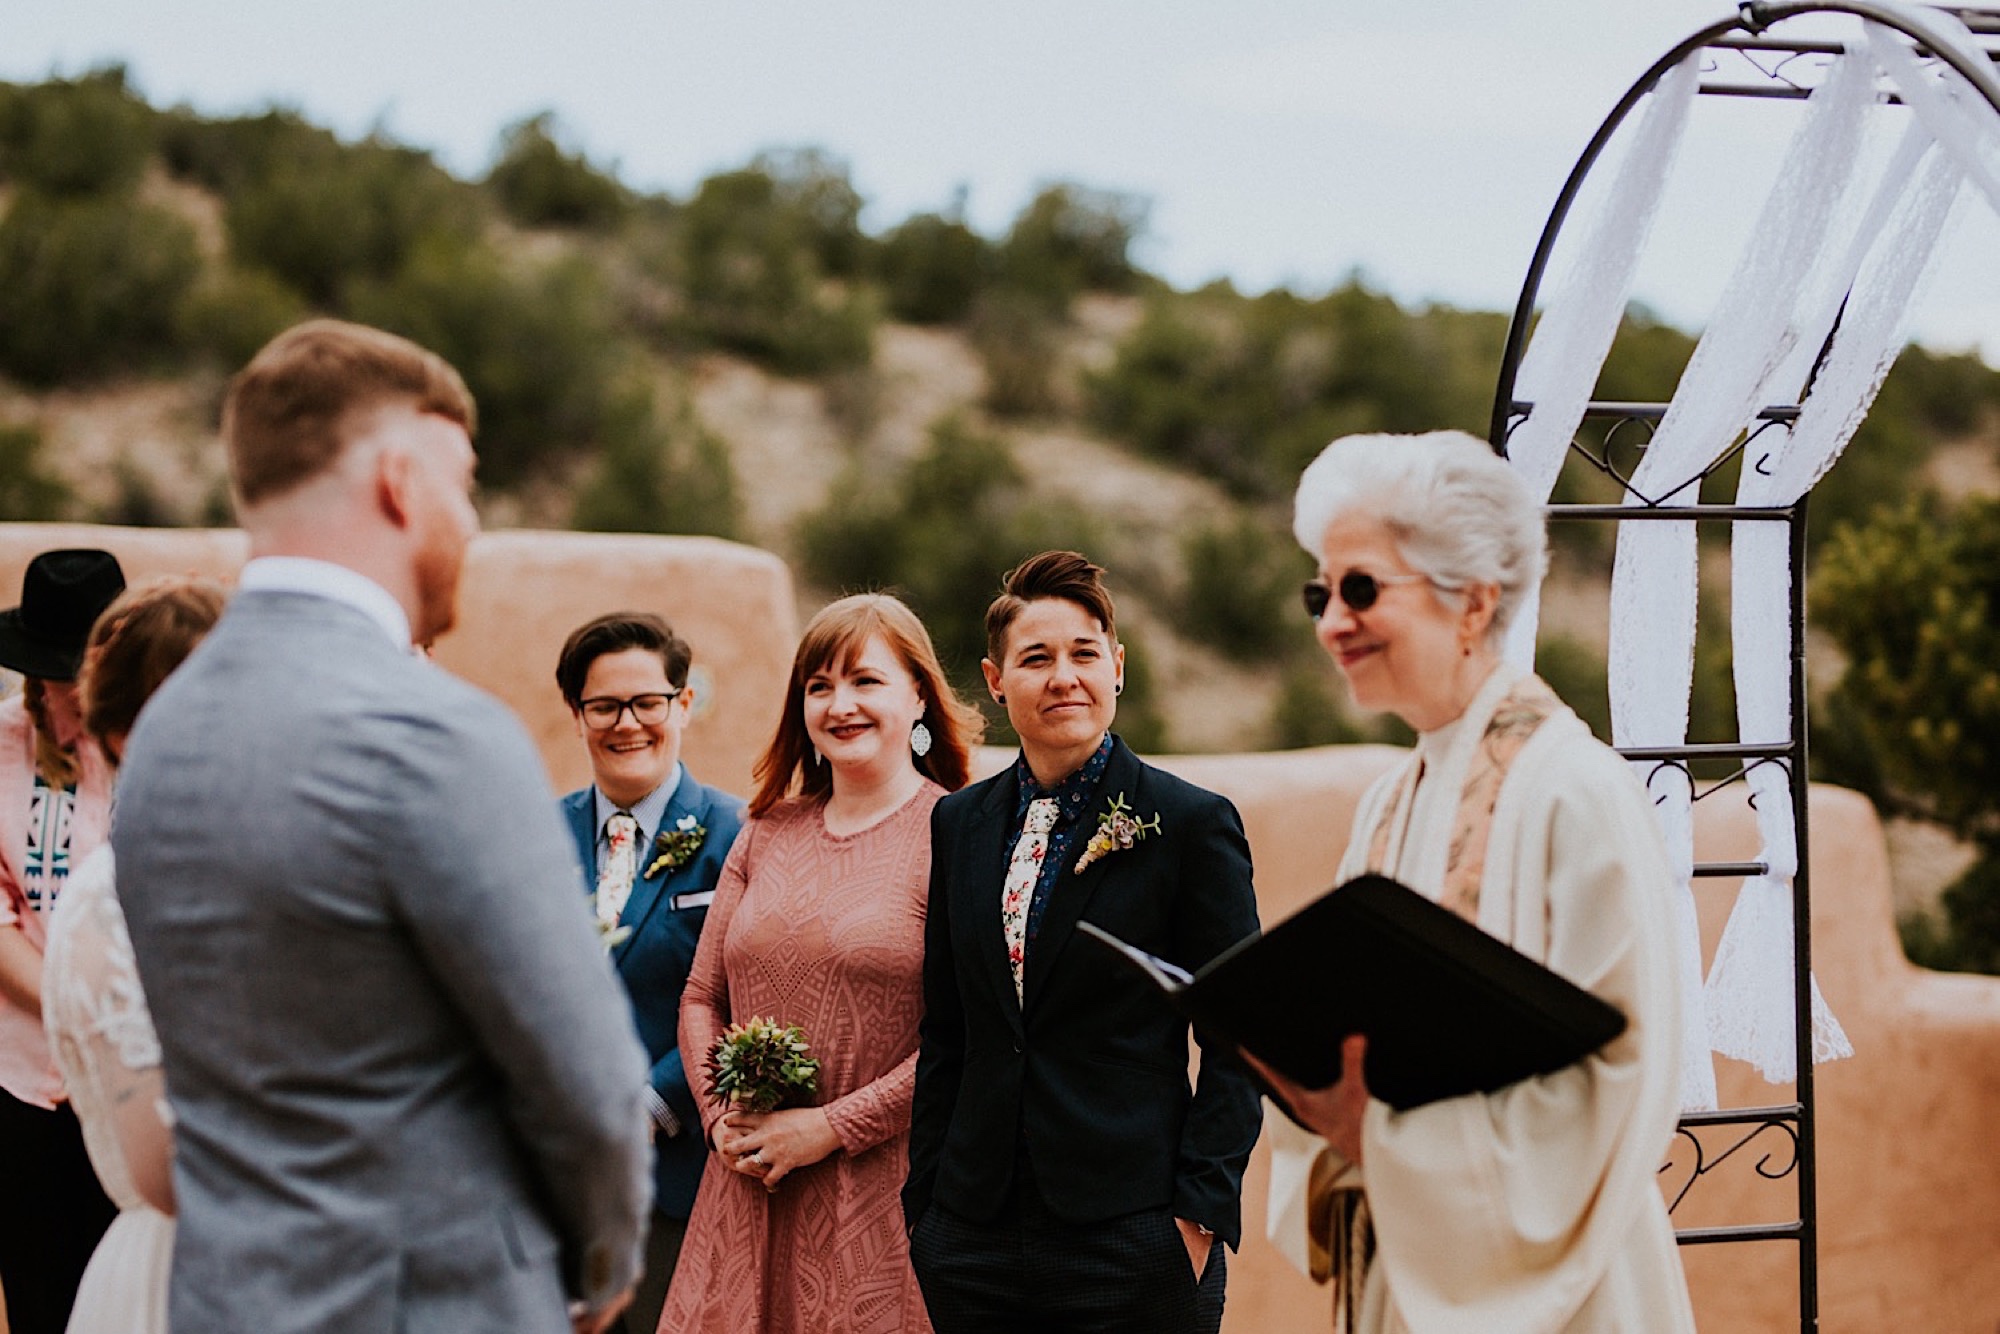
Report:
0,547,126,1334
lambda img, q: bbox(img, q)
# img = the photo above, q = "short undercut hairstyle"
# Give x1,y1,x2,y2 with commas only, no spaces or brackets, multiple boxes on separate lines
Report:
555,612,693,709
223,319,476,507
984,550,1118,666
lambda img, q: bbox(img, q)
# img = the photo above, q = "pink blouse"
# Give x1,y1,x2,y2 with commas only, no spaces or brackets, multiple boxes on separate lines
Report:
0,694,113,1108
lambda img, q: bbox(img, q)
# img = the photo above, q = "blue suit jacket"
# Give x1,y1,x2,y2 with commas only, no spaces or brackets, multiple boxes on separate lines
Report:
562,773,745,1219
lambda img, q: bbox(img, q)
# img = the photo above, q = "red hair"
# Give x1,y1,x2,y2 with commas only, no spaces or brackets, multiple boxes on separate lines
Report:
750,594,983,818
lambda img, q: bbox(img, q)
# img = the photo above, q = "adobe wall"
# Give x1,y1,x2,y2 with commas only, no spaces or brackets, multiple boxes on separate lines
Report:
6,525,1998,1332
0,525,796,801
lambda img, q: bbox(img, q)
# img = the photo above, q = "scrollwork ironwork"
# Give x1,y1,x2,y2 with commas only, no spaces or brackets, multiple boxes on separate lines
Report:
1660,1113,1803,1214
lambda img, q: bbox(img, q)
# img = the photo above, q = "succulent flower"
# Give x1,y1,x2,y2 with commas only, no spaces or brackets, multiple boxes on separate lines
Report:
706,1017,820,1113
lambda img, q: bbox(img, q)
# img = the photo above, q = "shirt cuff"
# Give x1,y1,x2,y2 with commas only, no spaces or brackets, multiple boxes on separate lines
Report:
646,1086,681,1138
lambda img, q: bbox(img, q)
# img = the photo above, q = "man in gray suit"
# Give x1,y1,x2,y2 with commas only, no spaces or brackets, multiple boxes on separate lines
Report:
114,320,651,1334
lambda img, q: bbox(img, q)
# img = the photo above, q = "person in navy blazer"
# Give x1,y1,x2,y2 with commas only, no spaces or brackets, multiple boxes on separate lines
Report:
556,612,746,1334
905,552,1263,1334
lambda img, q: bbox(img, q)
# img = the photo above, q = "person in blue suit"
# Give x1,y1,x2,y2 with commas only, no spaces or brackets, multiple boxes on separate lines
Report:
556,611,746,1334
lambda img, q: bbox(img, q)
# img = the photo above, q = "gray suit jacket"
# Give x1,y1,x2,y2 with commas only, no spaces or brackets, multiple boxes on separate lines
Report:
114,590,652,1334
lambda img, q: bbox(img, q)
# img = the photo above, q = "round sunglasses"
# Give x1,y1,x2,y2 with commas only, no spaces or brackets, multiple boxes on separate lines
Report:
1301,570,1430,620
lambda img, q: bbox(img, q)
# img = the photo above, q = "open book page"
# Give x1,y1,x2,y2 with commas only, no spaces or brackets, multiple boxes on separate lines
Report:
1076,921,1193,991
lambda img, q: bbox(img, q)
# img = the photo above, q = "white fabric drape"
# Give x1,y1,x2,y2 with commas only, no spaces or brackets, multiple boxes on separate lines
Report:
1704,10,1998,1082
1605,49,1877,1111
1868,19,2000,217
1709,133,1968,1086
1503,55,1701,670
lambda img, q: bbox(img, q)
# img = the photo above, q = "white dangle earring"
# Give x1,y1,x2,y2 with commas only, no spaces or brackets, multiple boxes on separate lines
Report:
910,704,933,758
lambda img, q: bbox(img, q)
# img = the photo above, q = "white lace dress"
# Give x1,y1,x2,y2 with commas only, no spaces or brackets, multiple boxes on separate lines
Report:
41,847,172,1334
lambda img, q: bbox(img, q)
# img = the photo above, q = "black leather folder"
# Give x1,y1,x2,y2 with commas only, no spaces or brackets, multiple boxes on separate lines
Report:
1078,872,1627,1111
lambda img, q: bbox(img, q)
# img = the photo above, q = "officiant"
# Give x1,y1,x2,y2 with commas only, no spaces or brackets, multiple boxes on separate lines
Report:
1256,431,1697,1332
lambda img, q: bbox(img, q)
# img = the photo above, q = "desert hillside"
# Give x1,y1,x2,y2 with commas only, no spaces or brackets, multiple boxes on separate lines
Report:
6,67,2000,964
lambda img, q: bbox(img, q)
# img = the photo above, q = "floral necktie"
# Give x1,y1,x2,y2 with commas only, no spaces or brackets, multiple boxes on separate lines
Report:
596,811,639,931
1001,798,1059,1004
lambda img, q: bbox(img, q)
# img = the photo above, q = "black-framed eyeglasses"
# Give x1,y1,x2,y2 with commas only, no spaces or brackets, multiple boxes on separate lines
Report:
578,690,682,730
1301,570,1430,620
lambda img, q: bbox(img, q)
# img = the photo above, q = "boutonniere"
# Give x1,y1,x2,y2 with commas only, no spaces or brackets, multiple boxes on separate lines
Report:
1074,793,1161,874
645,814,707,878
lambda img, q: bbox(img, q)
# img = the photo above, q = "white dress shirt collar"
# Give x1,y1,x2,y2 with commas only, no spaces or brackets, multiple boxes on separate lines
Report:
592,763,684,850
238,557,412,651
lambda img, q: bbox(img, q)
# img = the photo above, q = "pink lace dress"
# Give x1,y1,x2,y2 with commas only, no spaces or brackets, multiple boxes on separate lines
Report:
661,785,939,1334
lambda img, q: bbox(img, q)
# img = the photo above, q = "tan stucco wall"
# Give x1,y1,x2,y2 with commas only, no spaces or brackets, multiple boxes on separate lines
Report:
7,525,1999,1332
0,524,796,801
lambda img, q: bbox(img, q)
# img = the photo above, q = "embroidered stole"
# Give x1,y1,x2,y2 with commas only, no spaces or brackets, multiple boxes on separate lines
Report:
1308,672,1565,1328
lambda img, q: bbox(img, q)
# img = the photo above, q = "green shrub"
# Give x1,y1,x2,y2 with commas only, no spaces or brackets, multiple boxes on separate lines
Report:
486,113,630,231
572,391,742,539
878,211,989,324
669,160,875,374
1531,633,1611,740
0,424,72,520
1811,495,2000,834
1811,494,2000,972
997,183,1148,311
969,292,1060,419
0,67,154,197
158,108,338,197
753,147,869,279
0,192,201,385
178,265,311,368
1901,850,2000,975
346,242,625,487
226,137,479,306
1088,280,1501,500
1179,513,1313,663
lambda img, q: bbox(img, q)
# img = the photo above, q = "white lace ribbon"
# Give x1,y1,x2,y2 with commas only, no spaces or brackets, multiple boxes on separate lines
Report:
1504,55,1700,670
1710,32,1977,1078
1604,48,1878,1111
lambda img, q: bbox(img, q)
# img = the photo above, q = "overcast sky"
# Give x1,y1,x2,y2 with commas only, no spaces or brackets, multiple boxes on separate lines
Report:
5,1,1996,358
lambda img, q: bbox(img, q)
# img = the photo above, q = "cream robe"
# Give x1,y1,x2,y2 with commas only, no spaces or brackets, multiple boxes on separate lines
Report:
1269,664,1697,1333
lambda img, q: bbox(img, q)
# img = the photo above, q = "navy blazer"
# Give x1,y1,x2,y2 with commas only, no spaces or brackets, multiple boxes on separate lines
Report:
905,735,1263,1247
562,772,745,1220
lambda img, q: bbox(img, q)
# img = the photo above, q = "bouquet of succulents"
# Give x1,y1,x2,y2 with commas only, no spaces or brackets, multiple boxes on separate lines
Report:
705,1017,821,1113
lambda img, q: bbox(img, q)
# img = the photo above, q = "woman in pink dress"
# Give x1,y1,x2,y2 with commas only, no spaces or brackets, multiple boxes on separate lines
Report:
662,594,982,1334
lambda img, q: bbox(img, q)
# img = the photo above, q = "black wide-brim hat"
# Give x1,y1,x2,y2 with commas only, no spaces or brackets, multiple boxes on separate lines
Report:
0,548,128,682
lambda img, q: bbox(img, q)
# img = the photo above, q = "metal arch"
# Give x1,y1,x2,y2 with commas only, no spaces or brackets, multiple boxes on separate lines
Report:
1485,14,1743,450
1483,7,2000,1331
1488,2,2000,451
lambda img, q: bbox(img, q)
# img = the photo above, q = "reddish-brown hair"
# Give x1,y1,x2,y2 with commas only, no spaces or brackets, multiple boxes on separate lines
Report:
80,576,228,754
984,549,1118,665
223,319,476,507
750,593,983,817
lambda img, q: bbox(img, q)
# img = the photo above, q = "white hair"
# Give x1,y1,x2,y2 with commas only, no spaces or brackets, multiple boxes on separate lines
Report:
1291,430,1547,643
